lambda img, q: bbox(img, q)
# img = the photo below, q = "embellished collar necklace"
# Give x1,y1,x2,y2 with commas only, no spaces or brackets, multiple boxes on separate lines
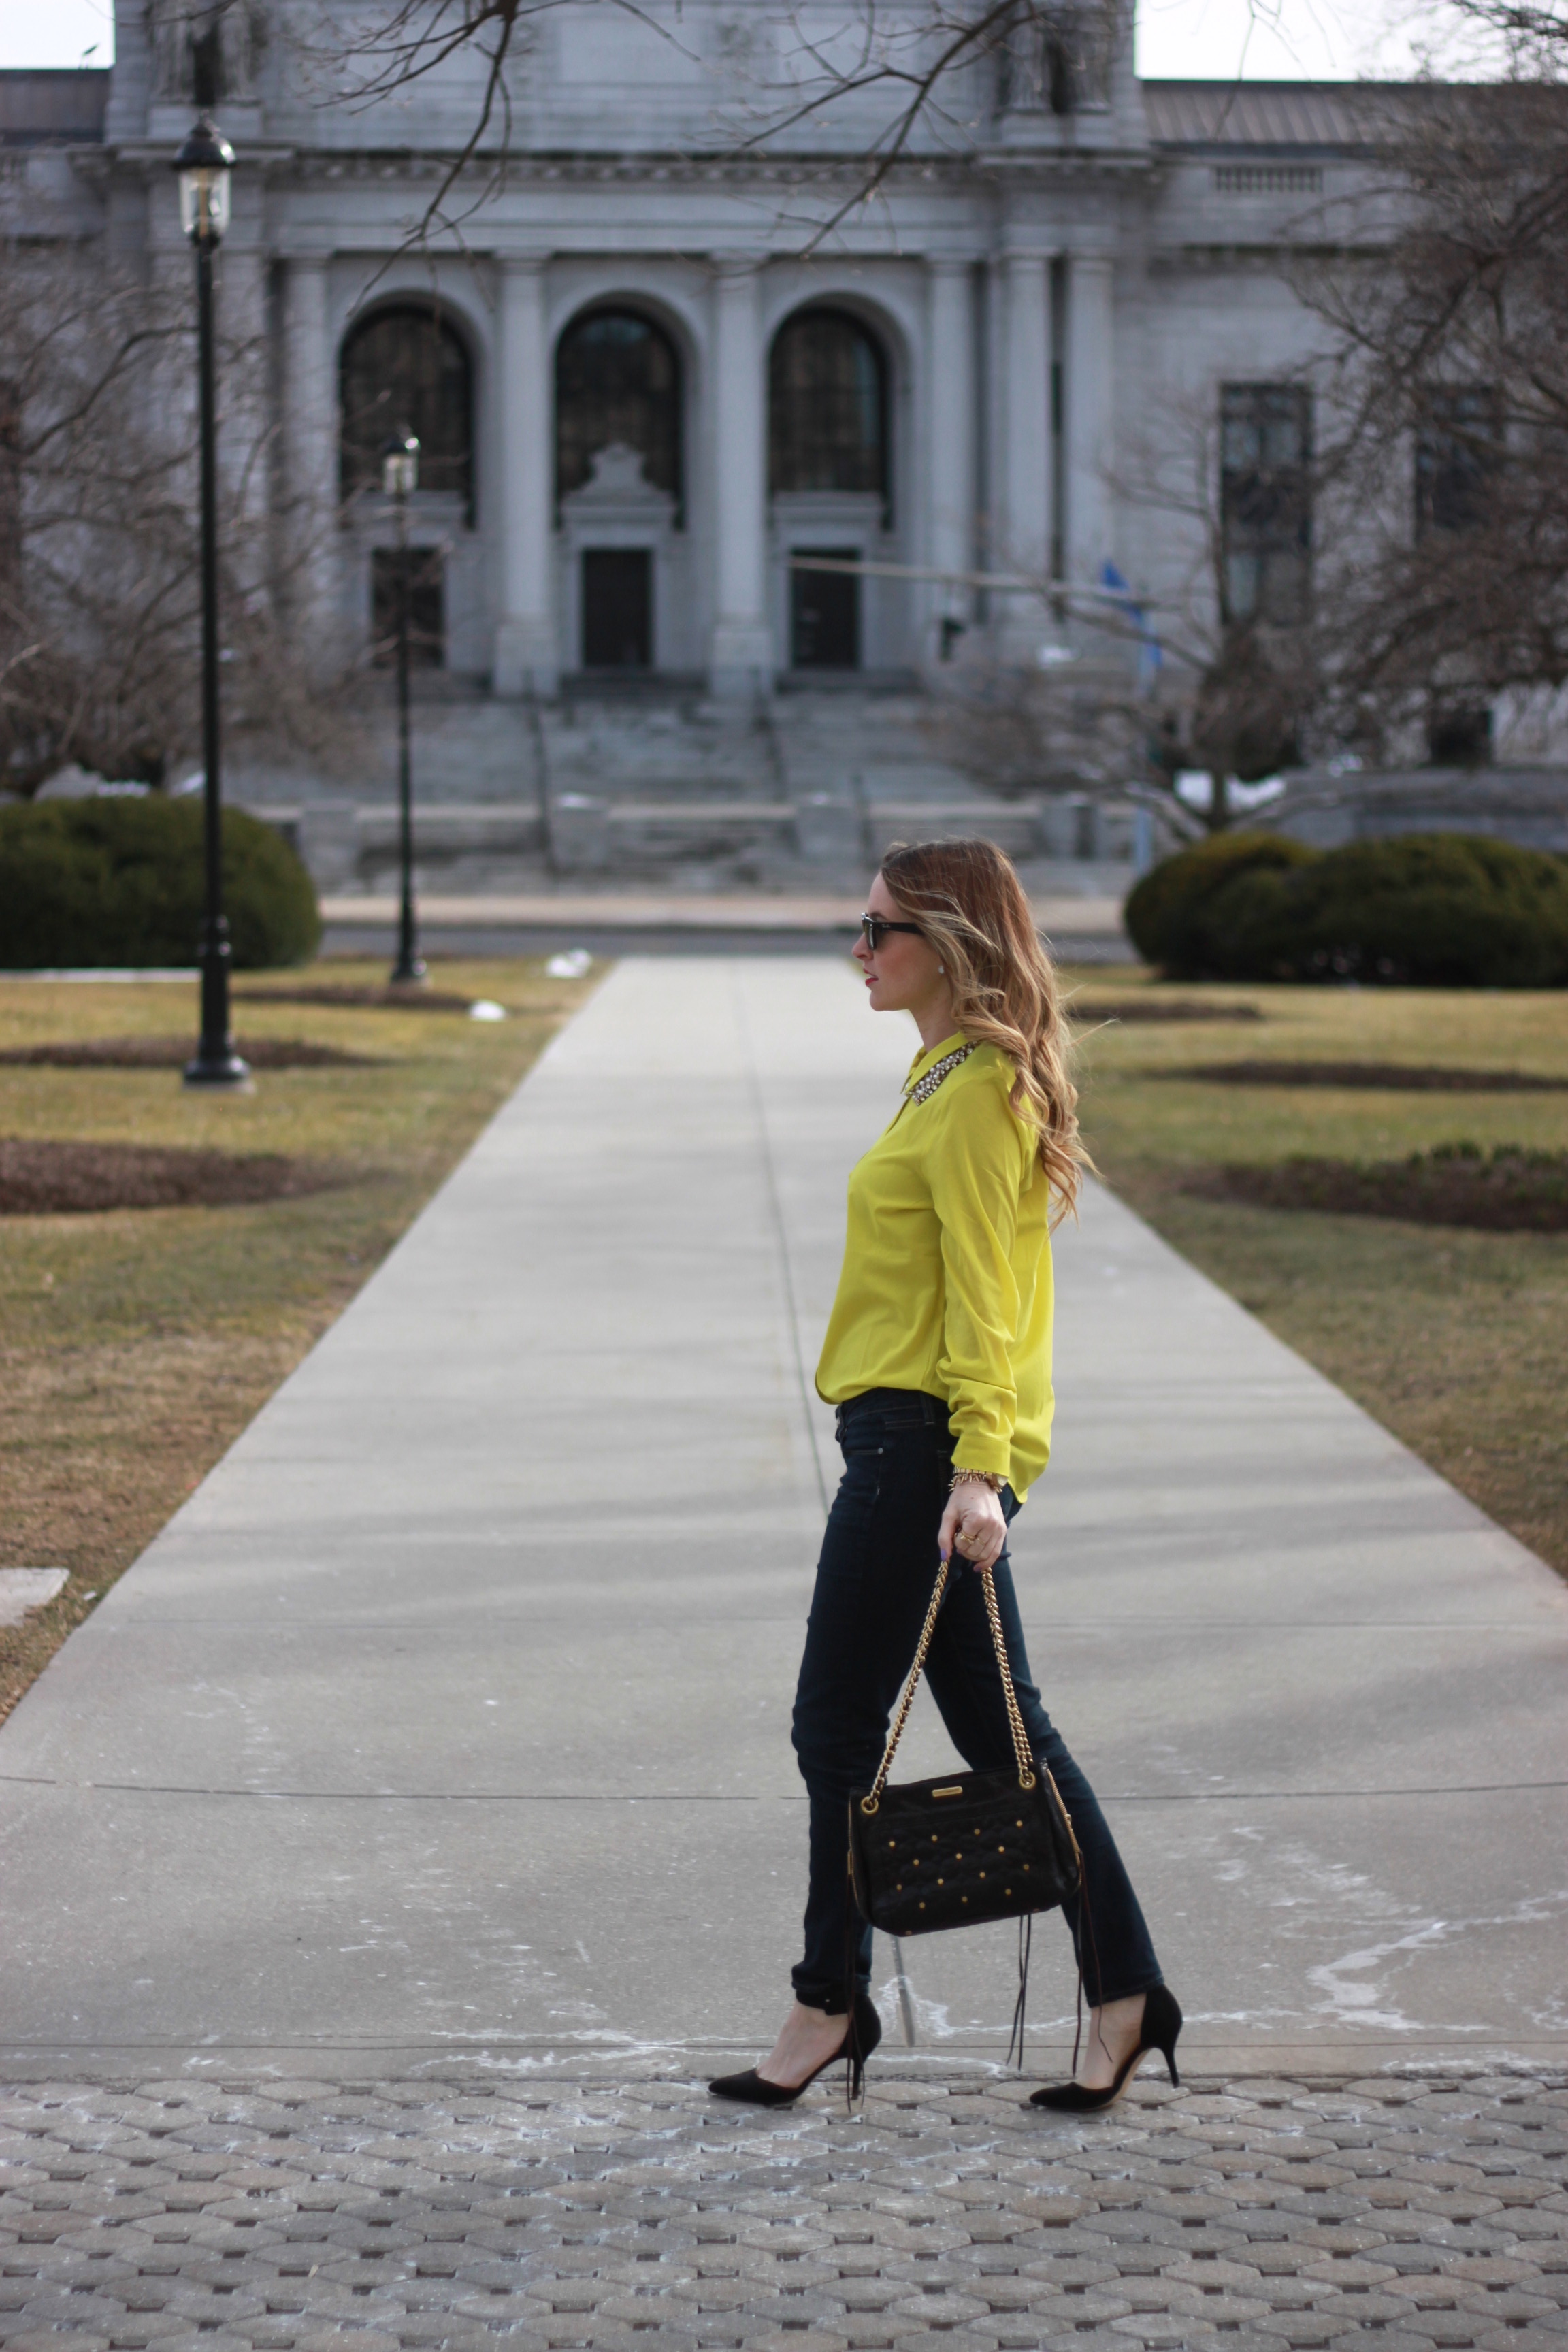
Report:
902,1041,975,1105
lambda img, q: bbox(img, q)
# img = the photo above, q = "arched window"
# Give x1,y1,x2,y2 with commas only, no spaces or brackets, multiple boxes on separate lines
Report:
340,306,474,511
769,309,888,507
556,310,681,513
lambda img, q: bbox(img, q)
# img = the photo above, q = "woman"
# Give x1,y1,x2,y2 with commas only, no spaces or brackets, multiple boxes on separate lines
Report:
709,838,1179,2112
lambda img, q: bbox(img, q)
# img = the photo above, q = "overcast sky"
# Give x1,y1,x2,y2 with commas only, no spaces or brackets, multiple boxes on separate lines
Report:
0,0,1494,80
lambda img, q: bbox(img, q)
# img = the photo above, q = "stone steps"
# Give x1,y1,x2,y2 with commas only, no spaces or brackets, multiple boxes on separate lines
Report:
237,681,1174,889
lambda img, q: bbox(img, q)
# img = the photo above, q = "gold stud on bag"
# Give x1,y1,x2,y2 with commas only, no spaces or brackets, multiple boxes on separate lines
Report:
847,1561,1082,1949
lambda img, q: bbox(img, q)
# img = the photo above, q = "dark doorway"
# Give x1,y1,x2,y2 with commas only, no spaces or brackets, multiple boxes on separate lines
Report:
1427,705,1492,766
583,549,651,669
791,551,859,670
371,547,445,667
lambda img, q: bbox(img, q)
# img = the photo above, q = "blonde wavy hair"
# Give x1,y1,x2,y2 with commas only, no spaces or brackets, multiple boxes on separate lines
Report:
880,837,1088,1222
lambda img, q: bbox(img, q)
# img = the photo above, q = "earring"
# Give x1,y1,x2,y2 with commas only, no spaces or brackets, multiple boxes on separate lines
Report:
938,963,945,974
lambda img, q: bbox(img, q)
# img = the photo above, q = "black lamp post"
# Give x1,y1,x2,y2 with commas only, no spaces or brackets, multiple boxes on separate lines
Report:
381,430,426,986
175,114,250,1090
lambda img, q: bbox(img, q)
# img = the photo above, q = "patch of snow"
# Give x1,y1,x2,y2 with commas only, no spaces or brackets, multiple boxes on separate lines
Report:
546,949,593,980
0,1568,69,1626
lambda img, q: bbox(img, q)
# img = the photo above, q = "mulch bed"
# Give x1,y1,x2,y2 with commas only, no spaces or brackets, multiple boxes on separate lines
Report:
1157,1059,1568,1092
1072,998,1264,1024
234,984,477,1012
0,1037,380,1070
0,1139,356,1215
1188,1144,1568,1232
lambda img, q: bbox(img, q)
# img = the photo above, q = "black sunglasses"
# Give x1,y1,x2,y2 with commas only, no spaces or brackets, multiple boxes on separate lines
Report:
860,913,923,951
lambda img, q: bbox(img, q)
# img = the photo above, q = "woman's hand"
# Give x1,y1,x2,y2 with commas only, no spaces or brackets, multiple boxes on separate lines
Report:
938,1477,1007,1573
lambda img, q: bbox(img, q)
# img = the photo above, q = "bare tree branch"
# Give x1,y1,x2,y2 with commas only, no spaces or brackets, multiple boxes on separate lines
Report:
284,0,1118,264
0,235,351,796
1290,79,1568,755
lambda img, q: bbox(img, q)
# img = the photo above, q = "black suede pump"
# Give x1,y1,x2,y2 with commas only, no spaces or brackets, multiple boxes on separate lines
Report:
708,1989,883,2107
1028,1983,1182,2112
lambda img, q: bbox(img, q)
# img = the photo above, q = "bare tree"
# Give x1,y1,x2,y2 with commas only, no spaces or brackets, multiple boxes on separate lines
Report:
1054,378,1321,828
922,642,1148,795
1438,0,1568,70
1291,74,1568,765
1063,64,1568,818
923,619,1311,830
0,233,349,798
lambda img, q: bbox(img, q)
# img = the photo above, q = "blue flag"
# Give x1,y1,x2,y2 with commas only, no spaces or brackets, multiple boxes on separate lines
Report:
1102,559,1162,689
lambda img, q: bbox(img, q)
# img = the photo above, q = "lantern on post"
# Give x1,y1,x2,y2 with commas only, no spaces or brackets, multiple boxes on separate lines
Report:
381,430,425,987
174,114,250,1089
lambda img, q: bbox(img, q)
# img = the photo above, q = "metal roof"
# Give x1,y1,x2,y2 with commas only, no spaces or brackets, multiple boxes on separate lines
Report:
1142,77,1568,150
1141,80,1386,148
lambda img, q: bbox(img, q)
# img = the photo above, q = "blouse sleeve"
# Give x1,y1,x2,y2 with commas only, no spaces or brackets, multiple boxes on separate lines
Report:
926,1073,1029,1480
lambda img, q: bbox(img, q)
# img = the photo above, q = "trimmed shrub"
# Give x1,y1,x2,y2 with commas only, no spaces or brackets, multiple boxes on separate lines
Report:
1126,829,1568,987
0,796,321,970
1124,830,1316,975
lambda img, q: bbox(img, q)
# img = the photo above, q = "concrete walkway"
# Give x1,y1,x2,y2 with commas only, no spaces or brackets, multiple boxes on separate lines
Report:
0,958,1562,2080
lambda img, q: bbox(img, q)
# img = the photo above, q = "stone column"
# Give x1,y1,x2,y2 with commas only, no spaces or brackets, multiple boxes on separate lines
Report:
1001,248,1054,589
926,259,976,654
1066,252,1115,585
708,258,772,702
493,257,557,698
220,244,271,531
282,256,338,636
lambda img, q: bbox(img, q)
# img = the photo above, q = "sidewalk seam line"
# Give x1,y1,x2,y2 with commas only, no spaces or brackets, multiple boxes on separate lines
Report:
2,1775,1558,1800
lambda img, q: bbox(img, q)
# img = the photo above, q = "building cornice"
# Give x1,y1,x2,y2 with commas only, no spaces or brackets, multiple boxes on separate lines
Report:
75,139,299,182
91,140,1156,192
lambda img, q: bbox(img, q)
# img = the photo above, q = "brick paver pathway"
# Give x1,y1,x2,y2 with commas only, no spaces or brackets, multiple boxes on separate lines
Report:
1,2069,1563,2351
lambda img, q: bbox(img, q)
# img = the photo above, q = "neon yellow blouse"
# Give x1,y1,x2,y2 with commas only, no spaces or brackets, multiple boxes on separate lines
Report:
815,1032,1056,1500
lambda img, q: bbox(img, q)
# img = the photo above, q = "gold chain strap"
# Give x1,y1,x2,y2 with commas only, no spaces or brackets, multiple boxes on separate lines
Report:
860,1560,1037,1815
861,1561,948,1814
979,1563,1041,1791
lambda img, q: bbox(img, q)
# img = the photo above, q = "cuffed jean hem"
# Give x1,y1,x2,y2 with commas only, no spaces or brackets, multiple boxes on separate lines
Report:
1090,1975,1167,2005
791,1979,855,2014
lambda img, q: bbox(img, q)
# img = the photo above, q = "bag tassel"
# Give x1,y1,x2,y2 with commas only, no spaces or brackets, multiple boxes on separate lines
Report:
844,1852,866,2112
1069,1860,1104,2083
1006,1913,1032,2072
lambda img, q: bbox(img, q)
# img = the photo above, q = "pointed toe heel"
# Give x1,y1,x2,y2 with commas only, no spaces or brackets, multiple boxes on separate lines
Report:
706,2066,817,2108
1028,1984,1183,2113
709,1990,883,2108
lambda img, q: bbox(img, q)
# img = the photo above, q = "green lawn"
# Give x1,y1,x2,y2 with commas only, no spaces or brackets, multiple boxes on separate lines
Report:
1063,968,1568,1578
3,954,1562,1735
0,960,599,1724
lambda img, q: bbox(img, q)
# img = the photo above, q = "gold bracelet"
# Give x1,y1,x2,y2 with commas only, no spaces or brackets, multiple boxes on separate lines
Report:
949,1467,1003,1493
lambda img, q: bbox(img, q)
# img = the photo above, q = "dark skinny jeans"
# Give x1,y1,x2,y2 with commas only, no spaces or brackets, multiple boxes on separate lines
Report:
790,1387,1162,2013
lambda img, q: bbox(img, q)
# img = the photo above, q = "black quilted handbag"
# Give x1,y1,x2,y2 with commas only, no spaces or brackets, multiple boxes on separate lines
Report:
848,1557,1082,2058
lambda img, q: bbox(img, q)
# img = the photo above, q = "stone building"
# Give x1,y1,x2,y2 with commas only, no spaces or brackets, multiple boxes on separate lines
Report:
0,5,1380,706
20,9,1556,889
